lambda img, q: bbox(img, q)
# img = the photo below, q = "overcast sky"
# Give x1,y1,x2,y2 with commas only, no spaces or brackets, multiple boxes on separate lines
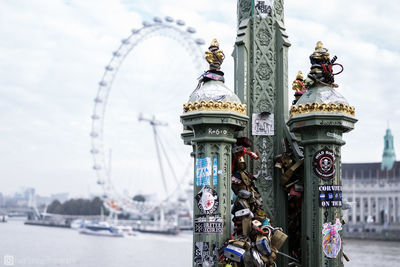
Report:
1,0,399,197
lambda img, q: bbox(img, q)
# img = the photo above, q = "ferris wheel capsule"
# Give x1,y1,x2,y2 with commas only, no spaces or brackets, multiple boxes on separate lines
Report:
93,164,101,170
99,81,107,86
90,149,99,154
165,16,173,23
105,66,114,71
142,21,151,27
186,27,196,34
91,114,100,120
90,132,99,138
131,29,140,34
195,38,205,45
176,19,185,26
153,17,162,23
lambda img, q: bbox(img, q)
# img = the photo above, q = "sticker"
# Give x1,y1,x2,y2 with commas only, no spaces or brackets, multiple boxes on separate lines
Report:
319,185,342,208
322,218,342,258
194,214,223,234
196,157,211,186
196,186,219,215
327,132,342,141
312,148,336,180
212,157,218,186
255,0,274,18
252,113,274,136
194,242,210,265
194,242,218,266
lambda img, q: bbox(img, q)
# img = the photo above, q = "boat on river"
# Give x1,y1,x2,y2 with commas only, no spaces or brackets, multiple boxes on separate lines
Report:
79,221,124,237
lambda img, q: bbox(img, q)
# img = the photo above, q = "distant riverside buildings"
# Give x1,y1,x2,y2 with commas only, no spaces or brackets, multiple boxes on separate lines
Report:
0,188,69,208
343,128,400,226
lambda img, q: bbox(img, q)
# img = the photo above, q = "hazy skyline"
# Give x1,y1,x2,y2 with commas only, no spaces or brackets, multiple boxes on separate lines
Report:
1,0,399,197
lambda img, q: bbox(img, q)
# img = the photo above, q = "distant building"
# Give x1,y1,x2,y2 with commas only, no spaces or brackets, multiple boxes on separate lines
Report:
343,128,400,226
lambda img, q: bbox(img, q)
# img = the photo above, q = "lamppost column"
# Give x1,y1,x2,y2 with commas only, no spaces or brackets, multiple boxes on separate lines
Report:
287,42,357,267
181,39,248,267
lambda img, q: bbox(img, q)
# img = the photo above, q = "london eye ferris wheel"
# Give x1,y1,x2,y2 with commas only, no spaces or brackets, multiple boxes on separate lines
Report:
90,16,206,215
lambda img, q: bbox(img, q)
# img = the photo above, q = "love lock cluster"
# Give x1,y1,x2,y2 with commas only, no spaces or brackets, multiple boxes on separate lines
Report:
218,138,288,267
291,41,344,104
274,133,304,261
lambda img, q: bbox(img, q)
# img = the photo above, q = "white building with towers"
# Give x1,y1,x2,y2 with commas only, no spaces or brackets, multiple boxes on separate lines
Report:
342,128,400,236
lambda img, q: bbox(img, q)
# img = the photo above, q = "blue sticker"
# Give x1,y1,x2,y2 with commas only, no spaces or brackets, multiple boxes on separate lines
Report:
213,157,218,186
196,157,211,186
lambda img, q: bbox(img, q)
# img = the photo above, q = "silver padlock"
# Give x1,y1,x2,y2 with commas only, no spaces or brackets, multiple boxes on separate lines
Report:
256,236,272,256
234,208,253,219
251,248,264,266
224,245,245,262
238,189,252,199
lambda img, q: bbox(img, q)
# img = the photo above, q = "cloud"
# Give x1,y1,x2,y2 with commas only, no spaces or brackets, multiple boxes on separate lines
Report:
1,0,399,197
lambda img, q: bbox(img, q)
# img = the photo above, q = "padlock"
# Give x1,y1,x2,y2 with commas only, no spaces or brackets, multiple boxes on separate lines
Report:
289,186,301,197
242,217,252,236
238,189,252,199
268,251,277,264
224,245,245,262
271,230,288,250
240,171,252,186
242,250,254,266
231,240,251,250
254,208,267,221
256,235,272,256
232,198,250,213
234,208,253,219
252,220,262,228
251,249,264,267
294,183,303,192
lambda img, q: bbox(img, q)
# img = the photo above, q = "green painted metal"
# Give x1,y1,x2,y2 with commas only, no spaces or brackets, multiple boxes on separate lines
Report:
181,110,248,266
234,0,289,223
382,128,396,171
287,86,357,267
233,0,290,264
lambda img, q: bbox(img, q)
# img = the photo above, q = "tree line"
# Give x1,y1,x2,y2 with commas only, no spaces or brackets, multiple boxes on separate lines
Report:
47,197,107,215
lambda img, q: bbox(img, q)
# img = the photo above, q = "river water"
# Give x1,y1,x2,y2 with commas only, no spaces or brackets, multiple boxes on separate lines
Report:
0,218,399,266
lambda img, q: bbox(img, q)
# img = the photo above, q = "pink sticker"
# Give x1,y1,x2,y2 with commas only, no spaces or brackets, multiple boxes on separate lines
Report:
322,218,342,258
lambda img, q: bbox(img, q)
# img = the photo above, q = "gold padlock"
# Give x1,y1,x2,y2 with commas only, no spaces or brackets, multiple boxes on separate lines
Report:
232,240,251,250
271,230,288,250
242,217,252,236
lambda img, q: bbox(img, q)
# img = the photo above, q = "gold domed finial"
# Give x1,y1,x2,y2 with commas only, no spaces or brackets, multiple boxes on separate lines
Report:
296,71,304,80
205,38,225,70
315,41,324,50
292,71,306,93
209,38,219,48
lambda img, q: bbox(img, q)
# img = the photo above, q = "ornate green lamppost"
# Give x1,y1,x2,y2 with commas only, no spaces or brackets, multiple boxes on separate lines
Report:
287,42,357,267
181,39,248,266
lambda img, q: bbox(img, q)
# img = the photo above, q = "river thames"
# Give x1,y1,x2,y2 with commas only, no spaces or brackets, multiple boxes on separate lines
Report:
1,219,399,266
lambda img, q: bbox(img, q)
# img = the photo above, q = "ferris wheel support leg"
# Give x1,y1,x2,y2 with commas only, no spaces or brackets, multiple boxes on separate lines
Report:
153,125,169,195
